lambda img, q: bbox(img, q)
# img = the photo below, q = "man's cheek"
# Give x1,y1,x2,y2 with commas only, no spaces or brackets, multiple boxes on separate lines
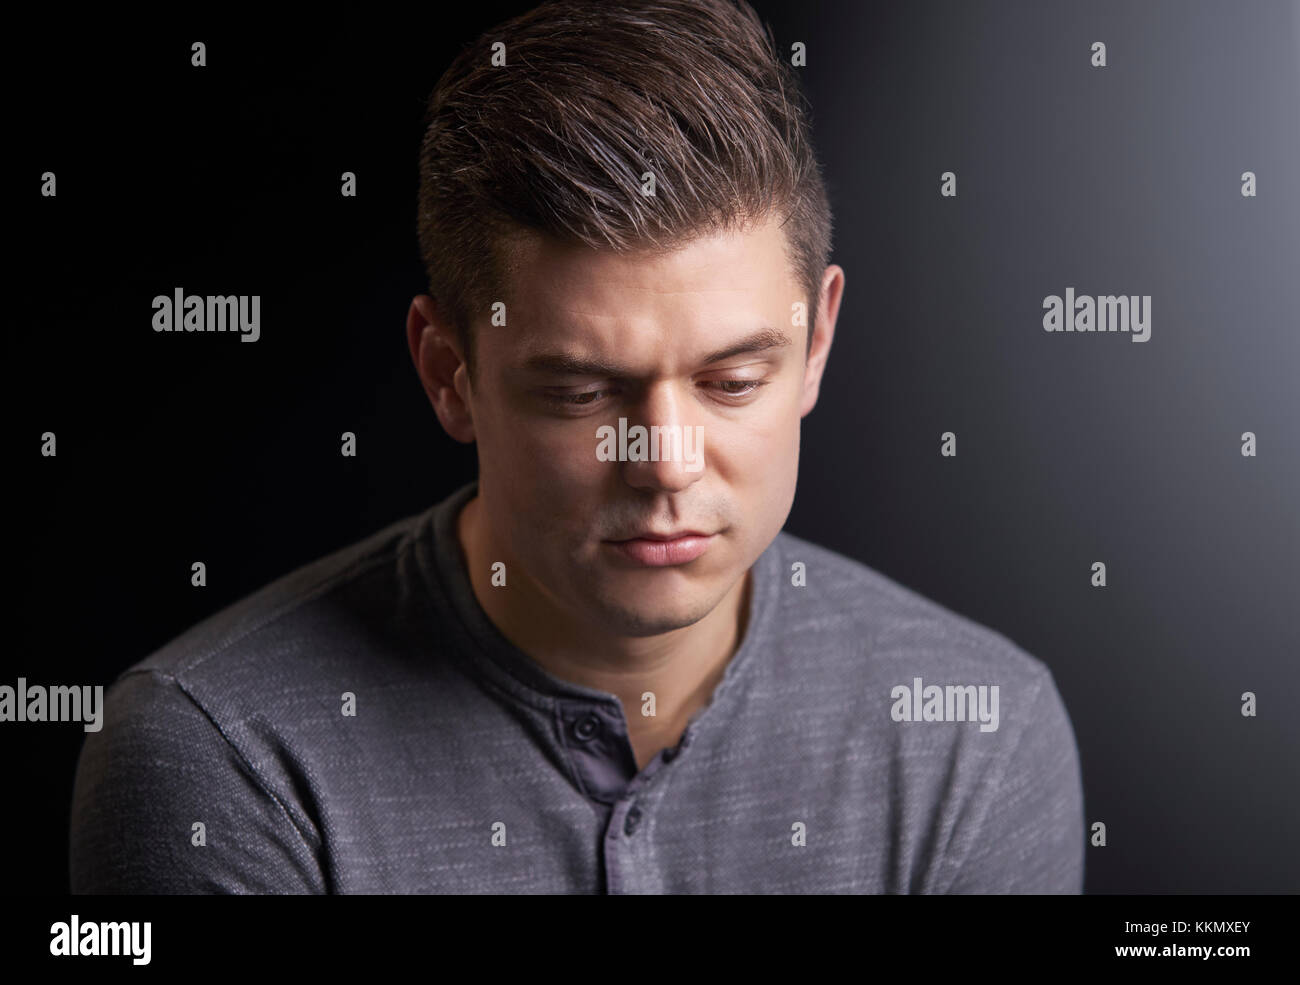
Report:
497,426,569,480
534,430,608,486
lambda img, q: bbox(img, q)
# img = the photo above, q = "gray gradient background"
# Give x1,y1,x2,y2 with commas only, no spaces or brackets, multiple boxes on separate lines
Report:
774,0,1300,892
13,0,1299,894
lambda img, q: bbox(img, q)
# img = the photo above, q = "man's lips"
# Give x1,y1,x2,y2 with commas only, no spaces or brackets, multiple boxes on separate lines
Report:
604,531,716,566
609,530,711,542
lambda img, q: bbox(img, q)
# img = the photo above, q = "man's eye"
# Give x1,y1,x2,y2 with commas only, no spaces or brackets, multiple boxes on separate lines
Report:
544,379,767,408
709,379,768,397
546,389,609,407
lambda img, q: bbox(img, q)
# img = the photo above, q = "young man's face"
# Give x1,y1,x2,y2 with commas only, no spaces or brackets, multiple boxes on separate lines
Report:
432,214,841,639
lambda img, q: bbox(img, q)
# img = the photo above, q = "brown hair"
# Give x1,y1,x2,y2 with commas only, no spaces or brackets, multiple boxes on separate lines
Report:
417,0,833,379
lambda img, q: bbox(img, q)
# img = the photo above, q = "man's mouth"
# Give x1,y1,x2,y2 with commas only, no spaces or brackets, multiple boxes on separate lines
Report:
612,529,711,542
603,531,716,566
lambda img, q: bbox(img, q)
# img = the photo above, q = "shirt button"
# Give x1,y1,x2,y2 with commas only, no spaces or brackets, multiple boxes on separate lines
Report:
573,713,602,741
623,804,643,836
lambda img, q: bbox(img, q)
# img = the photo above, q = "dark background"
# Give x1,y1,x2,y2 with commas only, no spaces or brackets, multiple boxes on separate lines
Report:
12,1,1299,893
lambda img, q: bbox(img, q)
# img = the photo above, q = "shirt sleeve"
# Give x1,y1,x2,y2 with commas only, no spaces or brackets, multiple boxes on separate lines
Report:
943,668,1086,894
69,668,327,894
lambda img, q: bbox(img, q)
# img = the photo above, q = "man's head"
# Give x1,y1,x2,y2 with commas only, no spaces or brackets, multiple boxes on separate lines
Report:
408,0,844,640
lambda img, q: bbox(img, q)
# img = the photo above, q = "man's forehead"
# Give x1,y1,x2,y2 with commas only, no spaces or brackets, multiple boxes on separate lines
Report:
500,218,795,316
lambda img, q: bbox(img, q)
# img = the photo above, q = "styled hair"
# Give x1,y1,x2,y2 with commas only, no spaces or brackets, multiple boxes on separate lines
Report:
416,0,833,378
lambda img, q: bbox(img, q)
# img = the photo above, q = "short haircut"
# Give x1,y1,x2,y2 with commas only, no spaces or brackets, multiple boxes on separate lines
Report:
416,0,834,379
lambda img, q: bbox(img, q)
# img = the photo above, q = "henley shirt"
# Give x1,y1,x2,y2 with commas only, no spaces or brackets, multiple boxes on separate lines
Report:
70,479,1085,893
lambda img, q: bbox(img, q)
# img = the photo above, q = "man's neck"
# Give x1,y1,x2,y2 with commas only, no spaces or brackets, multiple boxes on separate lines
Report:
456,493,752,770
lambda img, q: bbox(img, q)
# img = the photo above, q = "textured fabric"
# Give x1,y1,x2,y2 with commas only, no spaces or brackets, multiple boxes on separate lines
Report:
70,480,1085,894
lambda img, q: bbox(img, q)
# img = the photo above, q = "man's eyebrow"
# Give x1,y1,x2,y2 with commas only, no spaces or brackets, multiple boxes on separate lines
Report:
698,328,792,365
520,352,622,377
519,328,793,377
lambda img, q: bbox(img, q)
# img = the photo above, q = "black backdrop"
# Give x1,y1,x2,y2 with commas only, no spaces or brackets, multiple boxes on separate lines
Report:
12,0,1300,894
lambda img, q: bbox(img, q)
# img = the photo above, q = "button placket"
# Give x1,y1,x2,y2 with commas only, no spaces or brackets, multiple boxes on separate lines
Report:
623,803,643,836
573,712,602,741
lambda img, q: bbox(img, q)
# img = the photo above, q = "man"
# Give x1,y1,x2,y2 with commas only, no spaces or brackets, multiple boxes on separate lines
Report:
70,0,1084,893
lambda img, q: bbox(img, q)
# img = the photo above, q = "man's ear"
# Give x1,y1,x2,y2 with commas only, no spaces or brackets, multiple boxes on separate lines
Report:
406,294,476,444
799,264,845,418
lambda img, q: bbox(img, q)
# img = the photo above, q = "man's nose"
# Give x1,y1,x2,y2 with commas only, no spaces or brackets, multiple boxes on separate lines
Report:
618,382,706,492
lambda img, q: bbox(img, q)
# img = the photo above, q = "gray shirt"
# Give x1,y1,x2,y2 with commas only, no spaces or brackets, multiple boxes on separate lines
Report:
70,479,1085,893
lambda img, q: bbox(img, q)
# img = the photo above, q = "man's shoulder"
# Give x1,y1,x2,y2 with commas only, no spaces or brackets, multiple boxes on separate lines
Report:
74,505,449,888
765,529,1049,687
760,531,1084,887
126,507,436,694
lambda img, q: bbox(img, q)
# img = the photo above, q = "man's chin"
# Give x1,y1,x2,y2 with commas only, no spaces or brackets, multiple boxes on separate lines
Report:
596,612,708,638
581,593,720,639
